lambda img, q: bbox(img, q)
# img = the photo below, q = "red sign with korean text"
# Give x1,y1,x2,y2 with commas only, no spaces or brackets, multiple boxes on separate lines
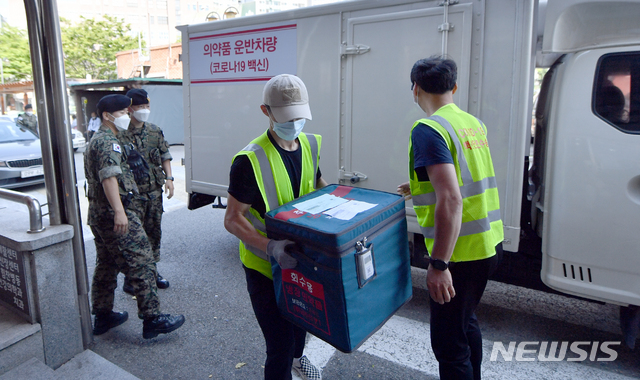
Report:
281,269,330,335
189,23,297,84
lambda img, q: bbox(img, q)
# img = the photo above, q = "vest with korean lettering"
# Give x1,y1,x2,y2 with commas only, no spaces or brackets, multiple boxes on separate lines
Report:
409,103,503,262
234,130,321,279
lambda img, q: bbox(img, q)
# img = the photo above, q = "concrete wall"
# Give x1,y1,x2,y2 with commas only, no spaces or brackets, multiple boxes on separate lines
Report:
0,209,83,370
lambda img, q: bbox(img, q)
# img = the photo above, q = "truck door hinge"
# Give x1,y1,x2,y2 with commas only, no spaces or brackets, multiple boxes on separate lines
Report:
438,22,454,32
341,43,371,56
339,167,368,185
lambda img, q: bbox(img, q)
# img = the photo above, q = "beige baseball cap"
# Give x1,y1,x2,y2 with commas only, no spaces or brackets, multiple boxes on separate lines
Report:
263,74,312,122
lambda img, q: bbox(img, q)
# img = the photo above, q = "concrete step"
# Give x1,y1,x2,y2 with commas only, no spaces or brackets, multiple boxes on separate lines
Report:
0,304,44,376
0,357,54,380
0,350,141,380
54,350,140,380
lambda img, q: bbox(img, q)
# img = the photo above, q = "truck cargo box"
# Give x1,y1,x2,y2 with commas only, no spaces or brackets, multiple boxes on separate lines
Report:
265,185,412,352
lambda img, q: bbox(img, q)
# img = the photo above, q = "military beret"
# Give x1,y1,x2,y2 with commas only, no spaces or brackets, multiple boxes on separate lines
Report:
126,89,150,106
96,94,131,115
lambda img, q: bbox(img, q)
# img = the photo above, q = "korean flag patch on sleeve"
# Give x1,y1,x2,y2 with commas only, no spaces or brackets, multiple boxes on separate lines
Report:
113,143,122,153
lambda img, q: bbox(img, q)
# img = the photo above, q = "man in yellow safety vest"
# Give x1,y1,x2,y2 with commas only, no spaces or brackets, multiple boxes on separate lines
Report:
224,74,326,380
398,57,504,380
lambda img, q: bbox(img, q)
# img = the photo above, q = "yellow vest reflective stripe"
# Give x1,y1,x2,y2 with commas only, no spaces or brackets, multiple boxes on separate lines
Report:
409,105,503,262
234,131,321,278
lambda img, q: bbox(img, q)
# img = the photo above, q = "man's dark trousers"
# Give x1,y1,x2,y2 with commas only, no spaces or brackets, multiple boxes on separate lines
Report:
429,245,502,380
244,266,306,380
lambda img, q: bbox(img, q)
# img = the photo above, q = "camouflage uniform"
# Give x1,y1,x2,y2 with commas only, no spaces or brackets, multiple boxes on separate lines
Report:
17,112,38,137
85,124,160,319
120,121,172,263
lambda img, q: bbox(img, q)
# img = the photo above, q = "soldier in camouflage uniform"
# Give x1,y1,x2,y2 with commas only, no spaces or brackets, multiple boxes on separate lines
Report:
86,94,184,339
120,88,173,293
16,104,38,137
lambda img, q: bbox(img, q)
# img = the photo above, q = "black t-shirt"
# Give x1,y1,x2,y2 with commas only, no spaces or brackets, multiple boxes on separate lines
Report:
412,122,454,181
228,130,322,217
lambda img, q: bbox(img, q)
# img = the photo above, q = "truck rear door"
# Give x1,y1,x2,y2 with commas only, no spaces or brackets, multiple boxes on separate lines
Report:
339,3,473,193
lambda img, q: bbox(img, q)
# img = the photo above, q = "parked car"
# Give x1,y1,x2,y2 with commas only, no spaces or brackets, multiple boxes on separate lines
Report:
72,128,86,152
0,120,45,189
4,111,21,123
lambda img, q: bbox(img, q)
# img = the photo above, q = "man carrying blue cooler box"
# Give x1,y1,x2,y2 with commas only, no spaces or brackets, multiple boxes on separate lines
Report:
224,74,326,380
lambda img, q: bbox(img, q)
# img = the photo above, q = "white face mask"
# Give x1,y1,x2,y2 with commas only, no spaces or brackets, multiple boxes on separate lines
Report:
109,113,131,131
413,90,423,112
133,109,150,122
273,119,306,141
26,111,33,116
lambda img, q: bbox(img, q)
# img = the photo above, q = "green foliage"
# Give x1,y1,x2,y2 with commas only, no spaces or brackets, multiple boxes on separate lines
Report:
61,15,139,80
0,24,32,82
533,68,549,99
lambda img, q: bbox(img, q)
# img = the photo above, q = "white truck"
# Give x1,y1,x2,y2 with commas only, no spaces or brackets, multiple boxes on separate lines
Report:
177,0,640,331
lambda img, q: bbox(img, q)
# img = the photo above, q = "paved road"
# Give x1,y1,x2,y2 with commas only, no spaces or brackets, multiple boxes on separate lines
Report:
1,146,639,379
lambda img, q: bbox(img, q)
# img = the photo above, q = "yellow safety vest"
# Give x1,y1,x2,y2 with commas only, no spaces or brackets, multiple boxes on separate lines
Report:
409,104,503,262
234,130,321,278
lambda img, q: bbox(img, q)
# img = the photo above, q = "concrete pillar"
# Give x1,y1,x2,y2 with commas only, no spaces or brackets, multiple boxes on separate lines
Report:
0,210,83,369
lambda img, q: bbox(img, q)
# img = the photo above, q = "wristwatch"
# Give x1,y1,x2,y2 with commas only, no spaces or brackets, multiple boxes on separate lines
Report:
165,176,174,181
429,257,449,271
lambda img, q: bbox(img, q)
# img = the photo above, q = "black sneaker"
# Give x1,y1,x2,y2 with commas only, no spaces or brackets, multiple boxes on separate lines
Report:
123,277,134,295
142,314,185,339
156,274,170,289
93,311,129,335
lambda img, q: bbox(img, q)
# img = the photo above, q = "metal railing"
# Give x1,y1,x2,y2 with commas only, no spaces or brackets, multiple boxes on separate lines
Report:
0,188,46,233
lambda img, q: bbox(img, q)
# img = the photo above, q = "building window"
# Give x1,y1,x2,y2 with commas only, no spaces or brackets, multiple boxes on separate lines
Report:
593,52,640,134
127,0,138,6
157,0,167,8
126,15,139,25
175,0,180,11
157,16,168,25
149,15,154,24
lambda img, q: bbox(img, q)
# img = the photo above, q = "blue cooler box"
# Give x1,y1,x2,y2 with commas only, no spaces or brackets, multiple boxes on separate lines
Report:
265,185,412,352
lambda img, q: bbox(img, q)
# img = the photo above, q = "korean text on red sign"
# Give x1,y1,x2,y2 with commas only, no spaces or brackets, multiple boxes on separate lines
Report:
189,23,297,84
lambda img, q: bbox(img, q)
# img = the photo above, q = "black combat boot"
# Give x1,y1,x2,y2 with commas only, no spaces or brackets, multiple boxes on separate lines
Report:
142,314,185,339
93,311,129,335
156,273,170,289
